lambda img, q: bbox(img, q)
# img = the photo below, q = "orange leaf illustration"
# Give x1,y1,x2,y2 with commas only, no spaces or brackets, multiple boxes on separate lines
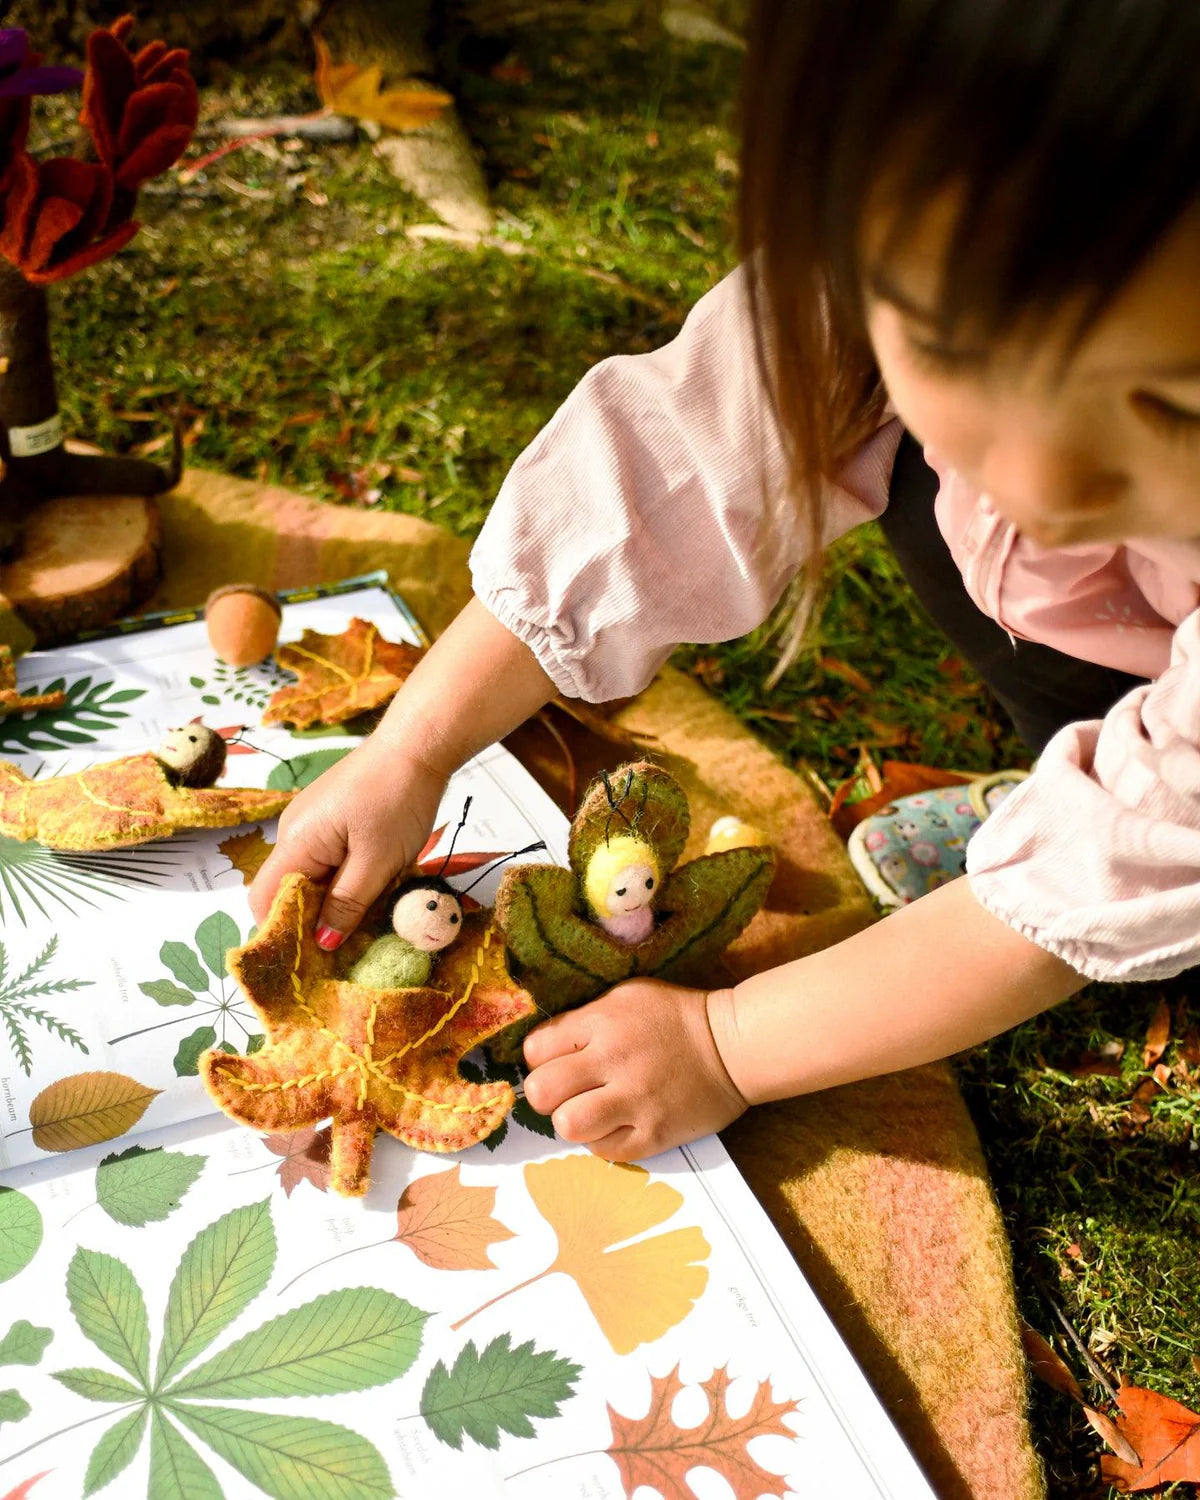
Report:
314,36,452,132
262,1125,333,1197
394,1164,515,1270
453,1154,709,1355
262,618,424,729
607,1365,801,1500
29,1071,161,1151
219,826,274,884
1101,1384,1200,1492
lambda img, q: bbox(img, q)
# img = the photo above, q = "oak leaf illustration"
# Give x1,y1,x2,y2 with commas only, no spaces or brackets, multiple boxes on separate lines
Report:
218,826,273,884
0,754,295,851
314,35,452,132
262,618,424,729
606,1365,801,1500
200,874,536,1197
261,1125,333,1198
1100,1384,1200,1492
453,1153,709,1355
28,1070,161,1151
0,647,64,716
394,1164,515,1271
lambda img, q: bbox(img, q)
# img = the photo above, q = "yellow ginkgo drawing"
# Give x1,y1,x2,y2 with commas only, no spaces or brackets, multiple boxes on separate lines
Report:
451,1153,710,1355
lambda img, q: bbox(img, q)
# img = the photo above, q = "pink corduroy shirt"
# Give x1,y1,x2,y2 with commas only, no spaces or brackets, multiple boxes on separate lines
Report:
471,268,1200,982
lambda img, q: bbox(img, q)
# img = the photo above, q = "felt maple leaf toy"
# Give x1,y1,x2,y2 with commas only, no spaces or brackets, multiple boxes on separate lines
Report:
201,872,537,1196
262,617,424,729
0,722,295,851
0,642,63,714
490,761,776,1063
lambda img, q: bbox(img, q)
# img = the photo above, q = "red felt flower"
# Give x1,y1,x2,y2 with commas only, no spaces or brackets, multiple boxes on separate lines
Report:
0,152,136,284
79,14,197,192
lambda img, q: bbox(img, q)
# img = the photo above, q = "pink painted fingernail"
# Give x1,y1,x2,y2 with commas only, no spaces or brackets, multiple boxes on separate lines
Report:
315,925,344,951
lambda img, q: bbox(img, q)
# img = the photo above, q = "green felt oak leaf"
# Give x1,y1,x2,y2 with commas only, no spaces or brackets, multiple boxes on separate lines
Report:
490,763,775,1063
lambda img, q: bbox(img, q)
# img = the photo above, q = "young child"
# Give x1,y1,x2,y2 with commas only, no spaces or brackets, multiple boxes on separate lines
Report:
252,0,1200,1162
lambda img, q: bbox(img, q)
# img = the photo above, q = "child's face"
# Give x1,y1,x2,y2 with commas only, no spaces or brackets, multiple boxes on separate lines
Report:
863,200,1200,547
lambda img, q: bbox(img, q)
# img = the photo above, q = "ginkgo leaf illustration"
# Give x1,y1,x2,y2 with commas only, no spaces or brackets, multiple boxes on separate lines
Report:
605,1365,801,1500
262,619,423,729
393,1165,515,1271
452,1154,709,1356
28,1071,161,1152
95,1146,205,1226
218,826,274,885
420,1334,580,1450
0,1188,42,1282
314,35,452,132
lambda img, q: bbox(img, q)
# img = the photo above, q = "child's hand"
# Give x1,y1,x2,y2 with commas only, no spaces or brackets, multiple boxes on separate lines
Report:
522,978,748,1161
249,734,446,946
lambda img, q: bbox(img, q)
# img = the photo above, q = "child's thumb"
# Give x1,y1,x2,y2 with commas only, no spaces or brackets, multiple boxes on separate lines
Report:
314,849,392,949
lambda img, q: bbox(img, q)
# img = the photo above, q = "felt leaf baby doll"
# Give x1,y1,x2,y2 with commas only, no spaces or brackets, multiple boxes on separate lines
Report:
347,875,464,988
582,831,661,945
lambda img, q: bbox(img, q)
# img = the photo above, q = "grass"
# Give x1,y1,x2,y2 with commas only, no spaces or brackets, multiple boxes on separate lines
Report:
28,21,1200,1498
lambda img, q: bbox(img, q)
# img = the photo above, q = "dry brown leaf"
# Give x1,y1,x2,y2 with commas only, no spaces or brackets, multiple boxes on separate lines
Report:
1020,1323,1085,1403
607,1365,800,1500
1129,1077,1159,1126
1143,996,1171,1067
393,1163,515,1270
29,1071,161,1151
1100,1384,1200,1491
218,826,274,884
314,36,451,132
262,1125,332,1197
818,654,873,694
1085,1405,1142,1467
263,617,423,729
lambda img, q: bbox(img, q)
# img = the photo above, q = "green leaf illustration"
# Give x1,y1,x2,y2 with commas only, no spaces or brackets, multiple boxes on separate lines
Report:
195,912,240,980
0,1321,52,1366
0,1187,42,1282
96,1147,205,1227
148,1407,222,1500
420,1334,581,1451
0,835,192,929
168,1404,395,1500
155,1200,276,1388
0,934,91,1074
54,1367,144,1403
0,677,147,755
170,1288,428,1400
266,747,353,793
173,1026,217,1077
66,1247,151,1387
83,1406,148,1497
0,1388,30,1426
159,943,207,991
138,980,197,1008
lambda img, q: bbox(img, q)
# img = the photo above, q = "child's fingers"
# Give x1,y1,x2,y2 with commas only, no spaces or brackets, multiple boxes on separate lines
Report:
585,1125,639,1163
523,1052,606,1117
315,845,397,948
522,1010,589,1069
249,835,337,924
551,1084,620,1145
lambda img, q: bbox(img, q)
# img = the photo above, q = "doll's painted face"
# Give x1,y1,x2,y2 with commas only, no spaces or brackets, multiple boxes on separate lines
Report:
583,834,660,920
391,882,463,953
156,723,226,788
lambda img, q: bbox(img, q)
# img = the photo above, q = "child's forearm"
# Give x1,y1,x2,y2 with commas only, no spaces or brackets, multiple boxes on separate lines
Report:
708,876,1085,1103
375,596,558,774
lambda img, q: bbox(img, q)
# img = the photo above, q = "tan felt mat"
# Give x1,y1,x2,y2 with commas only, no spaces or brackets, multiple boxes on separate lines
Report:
152,470,1042,1500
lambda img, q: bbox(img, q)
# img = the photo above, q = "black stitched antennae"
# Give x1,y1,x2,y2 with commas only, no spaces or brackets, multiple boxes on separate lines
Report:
226,727,301,787
435,796,473,876
600,767,636,844
459,840,547,895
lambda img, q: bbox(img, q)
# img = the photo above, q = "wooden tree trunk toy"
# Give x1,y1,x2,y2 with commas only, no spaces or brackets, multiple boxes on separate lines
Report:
0,16,197,574
490,761,775,1062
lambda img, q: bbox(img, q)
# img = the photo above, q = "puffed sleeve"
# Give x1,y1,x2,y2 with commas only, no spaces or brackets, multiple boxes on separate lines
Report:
470,265,899,701
967,608,1200,980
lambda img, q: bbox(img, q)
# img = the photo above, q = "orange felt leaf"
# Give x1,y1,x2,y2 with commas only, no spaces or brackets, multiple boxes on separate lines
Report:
1142,996,1171,1068
29,1070,161,1151
219,826,274,884
0,645,65,715
200,873,535,1197
314,36,452,131
262,617,424,729
0,752,294,852
393,1163,515,1270
1100,1384,1200,1492
606,1365,801,1500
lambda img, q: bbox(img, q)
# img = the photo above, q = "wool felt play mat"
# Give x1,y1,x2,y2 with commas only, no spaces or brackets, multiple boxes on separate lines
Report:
149,468,1043,1500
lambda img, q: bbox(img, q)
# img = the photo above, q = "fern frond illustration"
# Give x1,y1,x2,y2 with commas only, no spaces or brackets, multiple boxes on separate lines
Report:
0,935,91,1076
0,835,194,928
0,677,146,755
188,658,291,712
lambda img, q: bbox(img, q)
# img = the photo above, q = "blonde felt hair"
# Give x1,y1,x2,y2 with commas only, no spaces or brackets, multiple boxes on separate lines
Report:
583,834,660,919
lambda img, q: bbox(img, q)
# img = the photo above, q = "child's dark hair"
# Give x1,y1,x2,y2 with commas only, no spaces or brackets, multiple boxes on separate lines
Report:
739,0,1200,656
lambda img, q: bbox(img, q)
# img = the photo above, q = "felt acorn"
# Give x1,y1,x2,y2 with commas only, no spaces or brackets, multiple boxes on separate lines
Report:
204,583,282,668
348,875,464,989
705,815,769,854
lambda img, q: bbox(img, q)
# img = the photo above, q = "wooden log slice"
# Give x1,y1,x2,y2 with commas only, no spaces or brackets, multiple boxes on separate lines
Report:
0,496,162,645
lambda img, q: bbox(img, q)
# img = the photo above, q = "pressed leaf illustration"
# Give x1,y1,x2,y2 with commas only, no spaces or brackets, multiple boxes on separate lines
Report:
262,619,423,729
95,1146,205,1226
218,826,274,884
420,1334,581,1450
265,747,353,792
0,1320,51,1436
0,835,193,929
0,934,91,1075
187,657,291,712
393,1165,515,1270
0,1189,42,1282
0,676,145,756
38,1199,427,1499
1100,1383,1200,1492
1,1477,50,1500
0,1391,31,1427
460,1052,555,1151
262,1125,333,1197
111,912,263,1074
453,1154,710,1355
200,874,535,1195
28,1070,160,1152
314,35,452,132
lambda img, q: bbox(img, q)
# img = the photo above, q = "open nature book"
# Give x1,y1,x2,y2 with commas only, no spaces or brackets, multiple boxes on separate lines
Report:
0,579,935,1500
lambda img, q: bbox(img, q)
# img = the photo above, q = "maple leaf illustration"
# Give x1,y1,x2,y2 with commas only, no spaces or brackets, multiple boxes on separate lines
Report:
218,826,274,884
261,1125,333,1197
393,1164,515,1271
606,1365,801,1500
200,874,536,1196
262,618,424,729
